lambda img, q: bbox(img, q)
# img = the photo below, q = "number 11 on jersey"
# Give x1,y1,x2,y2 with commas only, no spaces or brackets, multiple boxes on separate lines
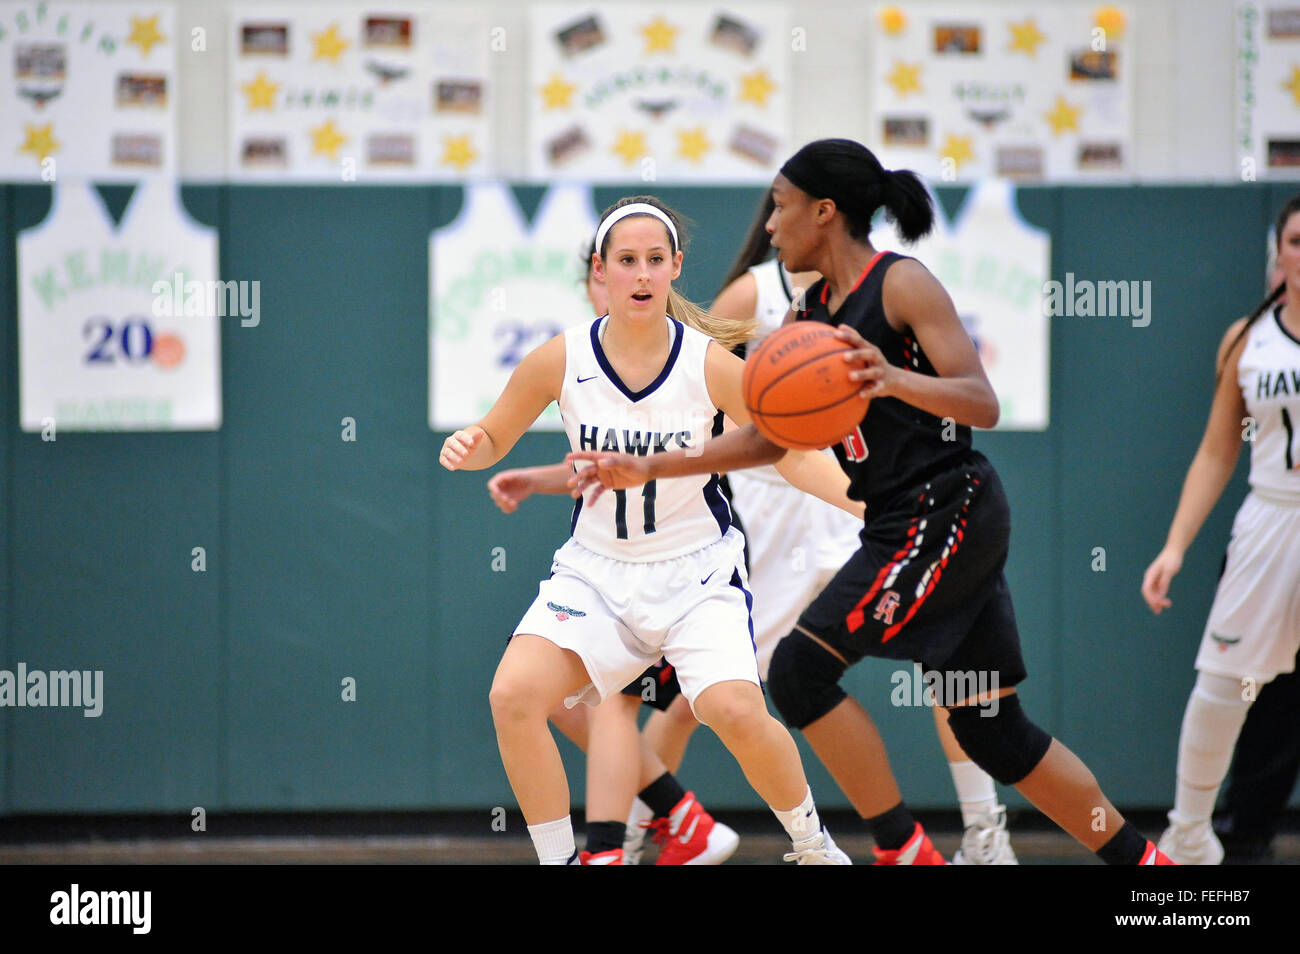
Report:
613,481,658,538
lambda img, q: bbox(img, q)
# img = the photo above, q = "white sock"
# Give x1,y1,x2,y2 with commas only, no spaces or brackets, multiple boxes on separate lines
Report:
624,797,654,847
1170,671,1253,826
948,759,998,827
528,816,576,865
772,787,820,844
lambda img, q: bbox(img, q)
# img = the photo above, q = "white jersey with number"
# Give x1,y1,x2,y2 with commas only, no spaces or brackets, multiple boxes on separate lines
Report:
1240,307,1300,503
561,315,733,562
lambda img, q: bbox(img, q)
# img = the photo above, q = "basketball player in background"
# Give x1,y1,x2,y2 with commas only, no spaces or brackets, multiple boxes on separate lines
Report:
1142,194,1300,864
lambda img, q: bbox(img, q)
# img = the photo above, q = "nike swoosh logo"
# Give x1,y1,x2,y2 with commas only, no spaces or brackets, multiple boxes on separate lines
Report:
576,375,598,383
678,815,701,844
700,570,716,585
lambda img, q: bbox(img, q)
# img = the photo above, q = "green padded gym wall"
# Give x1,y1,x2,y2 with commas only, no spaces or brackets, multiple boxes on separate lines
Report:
0,182,1289,814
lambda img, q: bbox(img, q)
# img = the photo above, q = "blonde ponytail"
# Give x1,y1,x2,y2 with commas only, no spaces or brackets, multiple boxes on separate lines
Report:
667,288,757,352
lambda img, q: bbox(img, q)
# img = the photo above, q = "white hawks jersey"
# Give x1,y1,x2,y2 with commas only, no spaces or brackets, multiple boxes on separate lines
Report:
1240,308,1300,503
562,315,733,561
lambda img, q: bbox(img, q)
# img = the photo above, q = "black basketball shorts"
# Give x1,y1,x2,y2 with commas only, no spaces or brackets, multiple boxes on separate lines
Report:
797,451,1028,693
620,659,683,711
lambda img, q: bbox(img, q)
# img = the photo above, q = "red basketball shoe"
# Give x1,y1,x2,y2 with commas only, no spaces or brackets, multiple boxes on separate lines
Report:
650,792,739,865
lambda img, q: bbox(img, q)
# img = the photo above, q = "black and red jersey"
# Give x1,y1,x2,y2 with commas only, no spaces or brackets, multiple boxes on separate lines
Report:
796,251,973,510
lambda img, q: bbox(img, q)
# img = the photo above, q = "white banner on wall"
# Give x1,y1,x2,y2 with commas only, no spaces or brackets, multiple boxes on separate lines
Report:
869,3,1134,182
0,1,177,180
528,4,789,182
228,4,491,181
1235,1,1300,180
18,180,221,431
430,183,599,431
871,180,1049,430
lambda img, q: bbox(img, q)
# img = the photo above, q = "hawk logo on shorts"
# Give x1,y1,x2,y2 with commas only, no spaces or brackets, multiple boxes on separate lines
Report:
1210,632,1241,652
547,601,587,622
874,591,901,626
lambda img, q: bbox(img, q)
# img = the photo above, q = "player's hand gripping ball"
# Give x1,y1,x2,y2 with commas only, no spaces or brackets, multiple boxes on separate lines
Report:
742,323,871,450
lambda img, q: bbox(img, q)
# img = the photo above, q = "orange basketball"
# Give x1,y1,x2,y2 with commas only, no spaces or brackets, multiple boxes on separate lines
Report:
742,323,870,450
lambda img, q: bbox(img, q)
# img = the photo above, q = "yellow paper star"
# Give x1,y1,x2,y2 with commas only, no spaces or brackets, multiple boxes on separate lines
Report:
18,123,59,159
311,23,350,62
885,61,922,97
309,119,348,158
1094,5,1127,39
1044,95,1082,135
878,6,907,36
1284,66,1300,107
939,134,975,171
611,130,648,166
539,73,577,109
677,127,710,162
440,135,478,171
737,69,776,107
127,15,166,57
241,71,279,111
1008,18,1046,56
640,16,678,54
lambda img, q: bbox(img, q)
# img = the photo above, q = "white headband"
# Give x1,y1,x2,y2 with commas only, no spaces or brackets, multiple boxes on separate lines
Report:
594,203,679,255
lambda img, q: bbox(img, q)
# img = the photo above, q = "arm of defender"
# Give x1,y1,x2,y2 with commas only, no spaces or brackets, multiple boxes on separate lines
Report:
440,335,565,472
488,464,573,514
1141,319,1250,614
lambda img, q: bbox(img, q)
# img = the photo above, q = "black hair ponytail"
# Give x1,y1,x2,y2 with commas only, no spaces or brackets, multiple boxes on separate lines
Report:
780,138,934,243
882,169,934,244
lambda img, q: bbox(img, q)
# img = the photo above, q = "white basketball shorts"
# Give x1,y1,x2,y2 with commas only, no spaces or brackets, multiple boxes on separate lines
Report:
513,527,759,712
727,471,862,678
1194,491,1300,685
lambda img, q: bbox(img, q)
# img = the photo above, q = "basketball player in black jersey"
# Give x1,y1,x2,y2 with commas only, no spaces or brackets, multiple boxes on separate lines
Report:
570,138,1173,865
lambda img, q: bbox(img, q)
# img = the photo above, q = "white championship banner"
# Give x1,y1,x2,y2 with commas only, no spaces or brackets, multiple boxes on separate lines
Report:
528,3,789,182
871,179,1050,430
18,179,221,431
228,3,491,181
430,182,598,431
1235,1,1300,180
0,1,177,180
869,3,1134,182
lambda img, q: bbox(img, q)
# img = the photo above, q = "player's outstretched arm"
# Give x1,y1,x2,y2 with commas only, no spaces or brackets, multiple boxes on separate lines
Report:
566,343,785,494
1141,318,1249,614
487,464,572,513
846,259,999,428
440,336,565,472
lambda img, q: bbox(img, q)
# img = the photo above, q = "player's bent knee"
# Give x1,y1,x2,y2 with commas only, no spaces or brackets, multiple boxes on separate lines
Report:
693,682,763,738
488,676,545,726
945,693,1052,786
767,631,849,730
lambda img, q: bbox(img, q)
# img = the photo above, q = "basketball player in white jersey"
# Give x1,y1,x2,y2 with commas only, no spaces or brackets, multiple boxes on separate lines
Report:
1143,194,1300,864
441,195,860,864
487,241,741,866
